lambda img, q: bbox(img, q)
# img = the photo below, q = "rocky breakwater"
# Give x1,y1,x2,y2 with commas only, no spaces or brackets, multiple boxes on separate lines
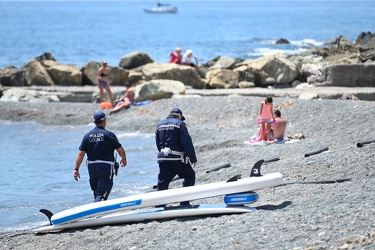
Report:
1,31,375,103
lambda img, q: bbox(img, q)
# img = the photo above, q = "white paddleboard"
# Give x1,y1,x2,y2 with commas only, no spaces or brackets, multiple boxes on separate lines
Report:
50,173,282,225
35,204,256,233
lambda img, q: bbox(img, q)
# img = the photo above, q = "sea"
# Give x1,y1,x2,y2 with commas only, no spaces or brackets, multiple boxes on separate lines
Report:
1,0,375,232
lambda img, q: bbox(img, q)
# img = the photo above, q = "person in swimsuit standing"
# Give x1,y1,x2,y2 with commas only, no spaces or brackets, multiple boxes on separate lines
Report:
97,61,113,103
258,96,276,144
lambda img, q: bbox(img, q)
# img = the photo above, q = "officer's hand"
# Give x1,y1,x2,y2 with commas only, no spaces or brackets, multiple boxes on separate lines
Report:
191,162,197,168
121,158,127,167
73,169,80,181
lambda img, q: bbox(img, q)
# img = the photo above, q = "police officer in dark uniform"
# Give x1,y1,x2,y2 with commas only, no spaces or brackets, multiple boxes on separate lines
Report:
73,111,127,202
155,108,197,206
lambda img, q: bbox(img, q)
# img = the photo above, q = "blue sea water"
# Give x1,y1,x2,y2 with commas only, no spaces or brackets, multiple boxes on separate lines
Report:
0,121,158,232
1,1,375,69
1,0,375,232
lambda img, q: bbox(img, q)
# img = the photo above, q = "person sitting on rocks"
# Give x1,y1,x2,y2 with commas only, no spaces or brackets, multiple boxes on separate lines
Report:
109,83,135,114
182,49,198,71
169,47,182,64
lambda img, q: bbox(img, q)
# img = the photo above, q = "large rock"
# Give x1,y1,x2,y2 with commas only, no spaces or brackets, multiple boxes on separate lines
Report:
127,70,143,85
43,60,83,86
24,59,54,86
205,69,240,89
233,65,256,83
35,52,56,64
83,61,129,86
82,61,100,85
0,88,49,102
246,53,298,86
0,66,27,86
141,62,205,89
355,32,375,62
323,64,375,87
119,51,154,69
135,79,186,102
208,56,237,70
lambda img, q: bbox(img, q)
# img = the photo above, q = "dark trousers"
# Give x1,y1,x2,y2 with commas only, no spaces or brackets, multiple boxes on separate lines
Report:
157,161,196,191
88,163,114,202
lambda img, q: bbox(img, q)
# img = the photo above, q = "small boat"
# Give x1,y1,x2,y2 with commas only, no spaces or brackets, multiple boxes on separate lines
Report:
144,6,177,14
144,2,177,14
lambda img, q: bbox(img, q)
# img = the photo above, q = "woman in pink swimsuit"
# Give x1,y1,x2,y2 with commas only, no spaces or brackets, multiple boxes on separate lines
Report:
258,96,276,143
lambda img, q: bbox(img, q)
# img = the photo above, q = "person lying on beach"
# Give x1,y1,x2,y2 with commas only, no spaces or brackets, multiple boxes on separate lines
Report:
109,83,135,115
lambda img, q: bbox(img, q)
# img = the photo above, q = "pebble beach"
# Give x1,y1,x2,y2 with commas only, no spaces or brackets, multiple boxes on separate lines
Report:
0,94,374,250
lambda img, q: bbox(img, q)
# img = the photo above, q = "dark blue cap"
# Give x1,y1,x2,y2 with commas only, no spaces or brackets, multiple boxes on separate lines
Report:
170,108,185,121
94,111,107,122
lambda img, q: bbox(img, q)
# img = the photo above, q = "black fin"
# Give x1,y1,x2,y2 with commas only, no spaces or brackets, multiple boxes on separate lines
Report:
250,160,264,177
39,209,54,225
226,174,241,182
206,163,231,173
304,146,329,157
264,157,280,163
357,140,375,148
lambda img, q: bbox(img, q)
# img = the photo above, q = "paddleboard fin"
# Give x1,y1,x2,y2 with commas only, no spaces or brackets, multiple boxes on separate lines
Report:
40,209,54,225
250,160,265,177
357,139,375,147
264,157,280,163
304,146,329,157
226,174,241,182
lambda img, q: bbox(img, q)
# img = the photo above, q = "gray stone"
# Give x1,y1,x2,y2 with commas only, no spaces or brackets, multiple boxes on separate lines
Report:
323,64,375,87
205,69,240,89
24,59,54,86
119,51,154,69
135,79,186,102
141,62,204,89
0,88,49,102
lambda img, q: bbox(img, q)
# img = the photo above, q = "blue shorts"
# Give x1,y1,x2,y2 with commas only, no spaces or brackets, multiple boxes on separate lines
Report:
99,81,109,87
260,119,272,123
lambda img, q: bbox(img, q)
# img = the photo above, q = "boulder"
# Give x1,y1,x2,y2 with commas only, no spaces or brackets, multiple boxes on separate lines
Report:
355,32,375,62
141,62,205,89
135,79,186,102
205,69,240,89
246,53,298,86
233,65,256,83
208,56,237,70
35,52,56,64
276,38,290,44
119,51,154,69
82,61,100,85
127,70,143,85
0,66,27,86
24,59,54,86
323,64,375,87
43,60,83,86
0,88,49,102
238,81,255,88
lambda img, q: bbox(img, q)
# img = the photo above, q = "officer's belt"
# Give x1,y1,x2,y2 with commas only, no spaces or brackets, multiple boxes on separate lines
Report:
160,148,183,156
87,160,114,165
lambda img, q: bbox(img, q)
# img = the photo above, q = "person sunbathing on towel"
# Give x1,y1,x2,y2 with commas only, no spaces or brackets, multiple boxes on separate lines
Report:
110,83,135,114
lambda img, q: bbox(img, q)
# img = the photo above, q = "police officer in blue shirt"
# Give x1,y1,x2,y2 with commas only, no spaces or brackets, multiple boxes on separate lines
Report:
73,111,127,202
155,108,197,206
